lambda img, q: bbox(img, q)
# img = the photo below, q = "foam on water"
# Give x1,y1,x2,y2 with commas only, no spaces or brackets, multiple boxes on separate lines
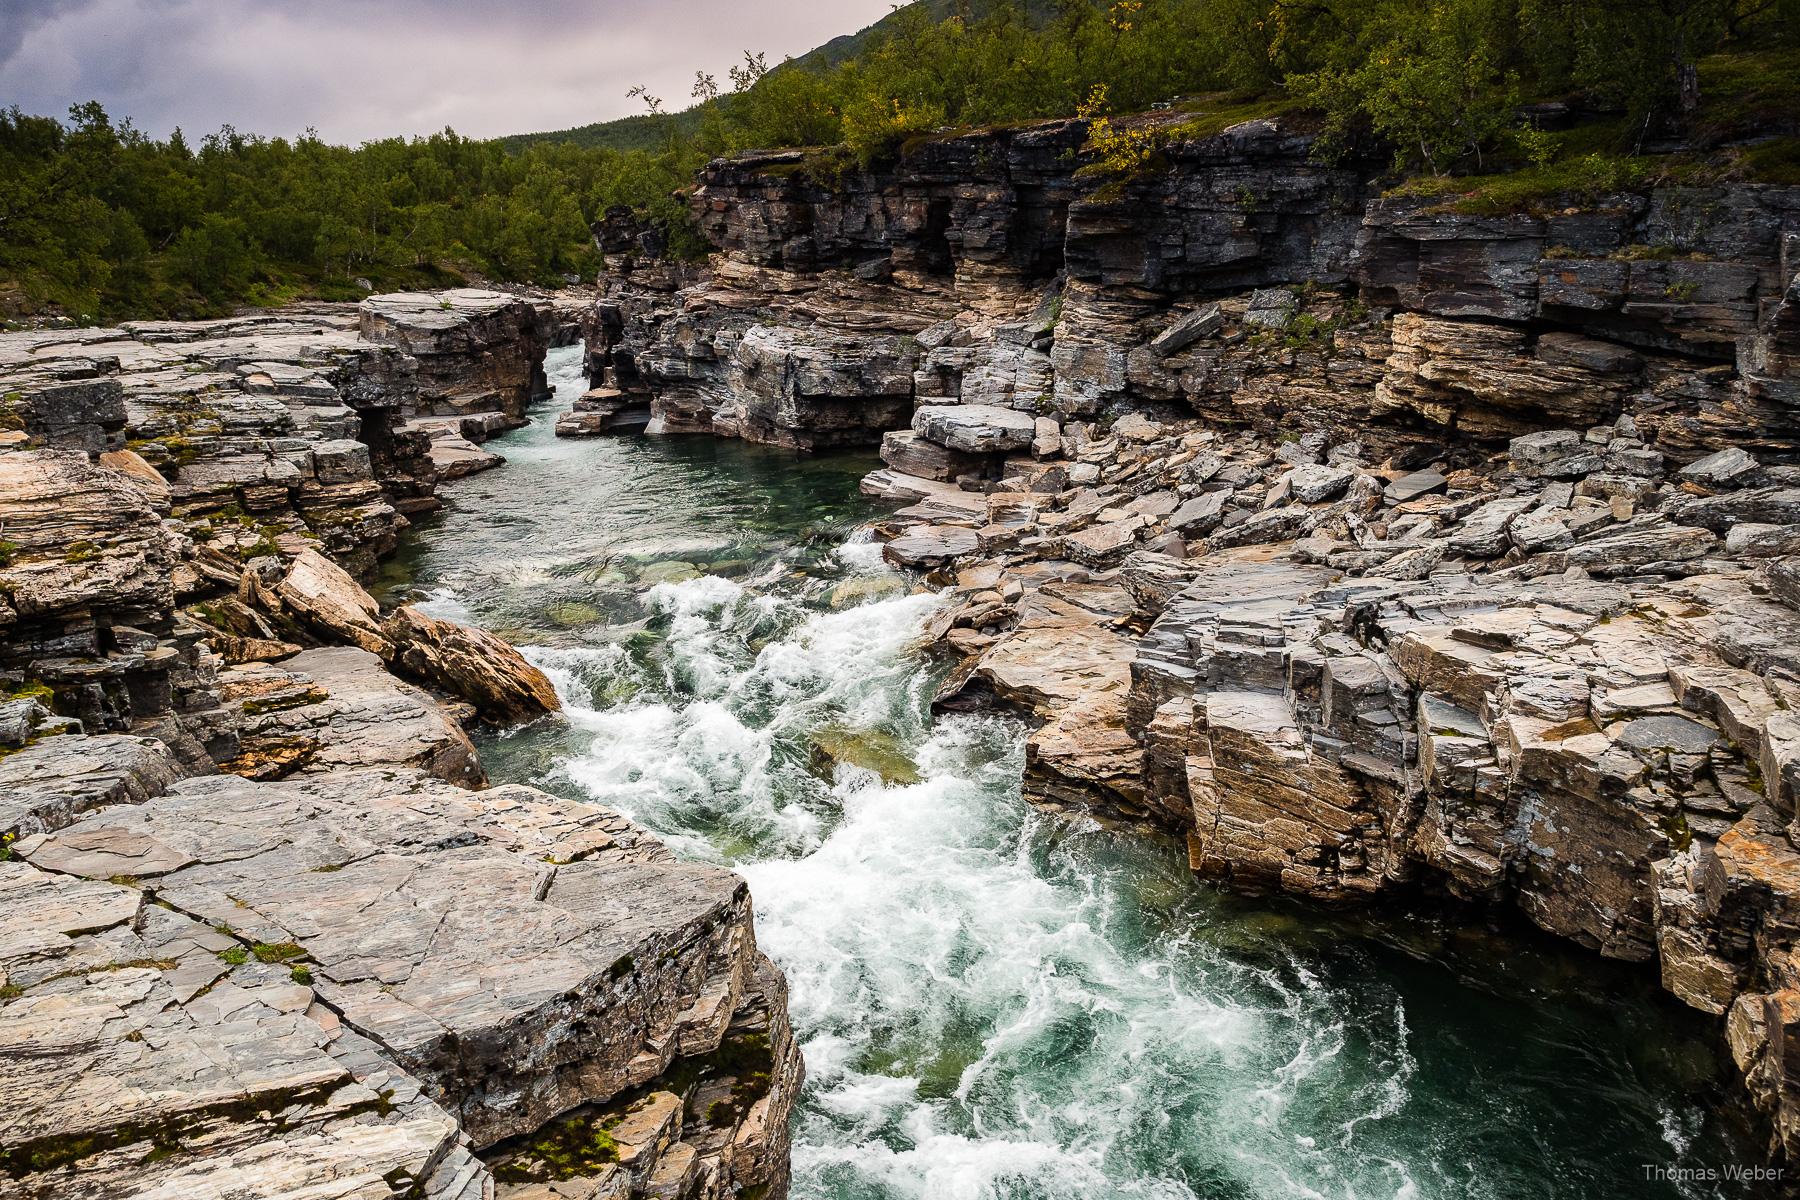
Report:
391,345,1753,1200
536,568,1456,1198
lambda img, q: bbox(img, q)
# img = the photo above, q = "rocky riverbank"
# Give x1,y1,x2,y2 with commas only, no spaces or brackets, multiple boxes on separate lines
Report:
0,291,802,1199
569,113,1800,1176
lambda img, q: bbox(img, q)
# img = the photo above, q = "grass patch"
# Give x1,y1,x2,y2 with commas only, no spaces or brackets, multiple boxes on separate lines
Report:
1386,152,1670,216
1165,92,1306,142
250,941,306,964
1735,136,1800,185
491,1110,621,1183
1692,50,1800,145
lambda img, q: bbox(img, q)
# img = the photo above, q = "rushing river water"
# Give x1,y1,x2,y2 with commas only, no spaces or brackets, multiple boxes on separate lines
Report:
378,346,1756,1200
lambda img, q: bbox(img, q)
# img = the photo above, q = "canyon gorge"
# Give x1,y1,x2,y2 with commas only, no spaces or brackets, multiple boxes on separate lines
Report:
4,105,1800,1199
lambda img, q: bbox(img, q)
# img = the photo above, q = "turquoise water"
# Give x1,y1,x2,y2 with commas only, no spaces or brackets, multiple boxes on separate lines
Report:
379,346,1755,1200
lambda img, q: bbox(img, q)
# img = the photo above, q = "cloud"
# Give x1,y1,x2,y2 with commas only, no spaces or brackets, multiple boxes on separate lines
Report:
0,0,895,142
0,0,88,61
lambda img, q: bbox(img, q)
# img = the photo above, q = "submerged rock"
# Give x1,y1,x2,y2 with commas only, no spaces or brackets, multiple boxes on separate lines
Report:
808,725,922,786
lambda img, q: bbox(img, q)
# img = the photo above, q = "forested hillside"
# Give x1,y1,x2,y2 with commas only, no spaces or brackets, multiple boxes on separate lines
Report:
3,0,1796,324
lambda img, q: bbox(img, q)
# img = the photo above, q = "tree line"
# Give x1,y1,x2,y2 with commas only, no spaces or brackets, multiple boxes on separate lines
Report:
2,0,1792,323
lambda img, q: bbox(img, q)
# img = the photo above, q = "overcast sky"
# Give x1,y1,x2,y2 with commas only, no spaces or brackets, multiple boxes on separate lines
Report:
0,0,896,143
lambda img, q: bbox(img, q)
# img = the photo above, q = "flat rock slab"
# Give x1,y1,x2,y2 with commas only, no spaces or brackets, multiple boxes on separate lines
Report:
883,525,980,568
1384,469,1447,504
912,404,1036,454
214,645,483,786
360,288,539,335
426,432,506,480
0,733,185,838
14,767,753,1151
1614,713,1722,755
0,859,484,1200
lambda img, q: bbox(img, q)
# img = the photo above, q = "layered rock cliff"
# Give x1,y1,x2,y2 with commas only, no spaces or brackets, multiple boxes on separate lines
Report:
0,290,803,1200
570,113,1800,1174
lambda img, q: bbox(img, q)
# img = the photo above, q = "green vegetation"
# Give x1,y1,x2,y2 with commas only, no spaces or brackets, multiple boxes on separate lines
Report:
4,1,1796,324
5,679,54,703
1,103,626,321
566,0,1798,179
250,941,306,964
491,1110,621,1182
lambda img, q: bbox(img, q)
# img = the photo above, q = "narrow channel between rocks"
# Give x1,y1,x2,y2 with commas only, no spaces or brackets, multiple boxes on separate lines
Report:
380,345,1753,1200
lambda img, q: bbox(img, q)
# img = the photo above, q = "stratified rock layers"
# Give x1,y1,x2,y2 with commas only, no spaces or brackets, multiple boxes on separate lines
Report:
581,111,1800,1175
2,770,799,1199
0,289,803,1199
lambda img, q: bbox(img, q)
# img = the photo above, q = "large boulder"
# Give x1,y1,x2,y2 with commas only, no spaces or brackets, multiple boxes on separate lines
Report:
382,606,560,724
912,404,1037,454
274,547,391,655
258,550,559,725
359,289,550,419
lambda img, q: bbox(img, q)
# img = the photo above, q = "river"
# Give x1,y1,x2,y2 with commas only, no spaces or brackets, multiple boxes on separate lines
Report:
375,345,1754,1200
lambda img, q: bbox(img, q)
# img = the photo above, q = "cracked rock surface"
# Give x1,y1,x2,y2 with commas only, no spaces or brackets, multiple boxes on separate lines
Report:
574,112,1800,1176
4,769,800,1199
1,288,802,1199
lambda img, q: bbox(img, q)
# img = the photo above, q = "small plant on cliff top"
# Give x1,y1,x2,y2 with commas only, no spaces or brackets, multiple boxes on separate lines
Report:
840,94,946,168
1075,85,1165,179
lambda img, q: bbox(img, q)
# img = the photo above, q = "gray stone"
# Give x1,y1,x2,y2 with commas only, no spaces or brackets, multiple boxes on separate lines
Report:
1678,447,1761,489
1615,714,1722,755
1385,469,1447,504
1243,288,1299,329
912,404,1036,454
1724,524,1800,557
1169,490,1232,534
1148,305,1223,357
1286,463,1354,503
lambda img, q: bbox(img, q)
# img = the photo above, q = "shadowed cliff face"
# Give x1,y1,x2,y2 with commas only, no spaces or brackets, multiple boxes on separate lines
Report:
588,116,1798,461
568,113,1800,1182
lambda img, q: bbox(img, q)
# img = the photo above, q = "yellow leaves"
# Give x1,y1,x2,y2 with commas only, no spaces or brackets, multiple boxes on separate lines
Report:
1076,83,1112,122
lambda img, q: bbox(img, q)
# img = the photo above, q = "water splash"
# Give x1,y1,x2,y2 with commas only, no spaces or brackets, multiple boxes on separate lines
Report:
396,344,1753,1200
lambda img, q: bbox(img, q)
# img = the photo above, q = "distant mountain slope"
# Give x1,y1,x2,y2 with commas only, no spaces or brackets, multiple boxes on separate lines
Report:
496,108,704,154
494,0,1061,153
